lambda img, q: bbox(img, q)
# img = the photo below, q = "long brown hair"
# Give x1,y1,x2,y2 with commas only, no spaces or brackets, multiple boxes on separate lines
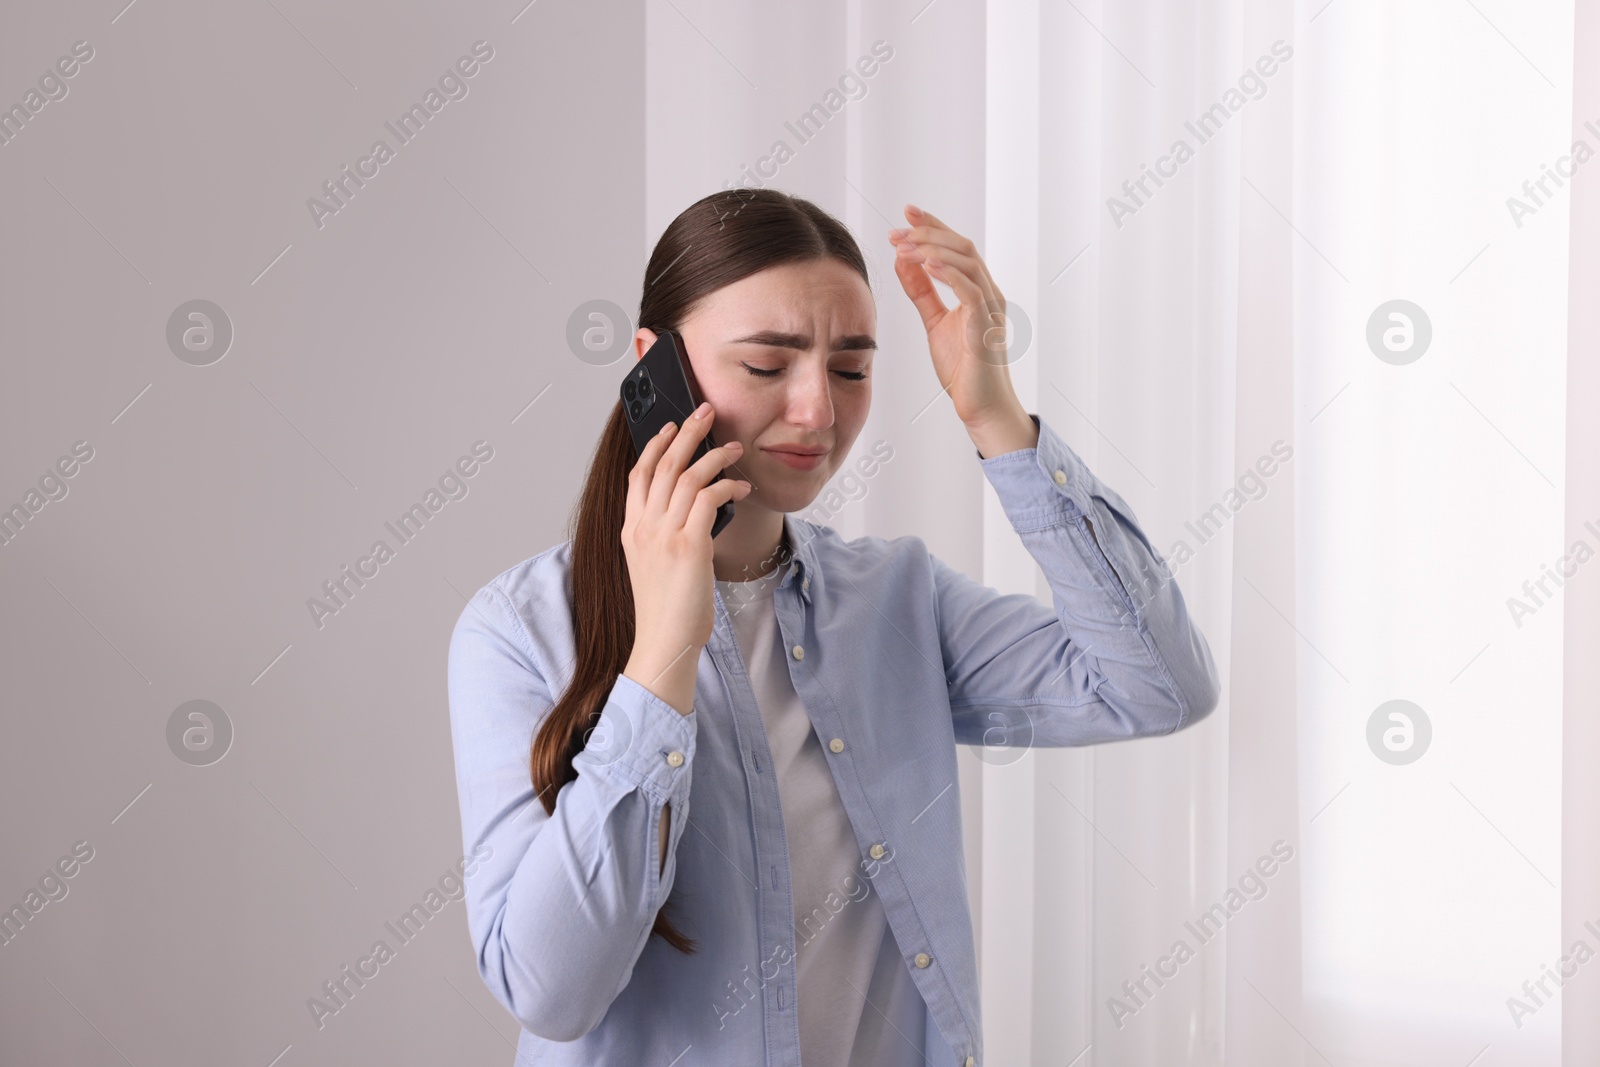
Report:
533,188,871,953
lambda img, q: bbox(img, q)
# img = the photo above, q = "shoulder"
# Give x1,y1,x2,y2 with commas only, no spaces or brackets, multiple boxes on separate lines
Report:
449,540,577,680
475,539,575,612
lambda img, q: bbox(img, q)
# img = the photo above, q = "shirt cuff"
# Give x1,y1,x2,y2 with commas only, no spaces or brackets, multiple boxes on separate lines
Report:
975,413,1096,532
572,671,697,804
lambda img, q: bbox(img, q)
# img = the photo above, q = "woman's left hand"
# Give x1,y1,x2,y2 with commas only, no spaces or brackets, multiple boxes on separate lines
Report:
887,204,1027,432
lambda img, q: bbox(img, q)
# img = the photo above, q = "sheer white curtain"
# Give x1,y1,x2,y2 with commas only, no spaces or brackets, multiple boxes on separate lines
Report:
1562,1,1600,1064
646,1,1593,1063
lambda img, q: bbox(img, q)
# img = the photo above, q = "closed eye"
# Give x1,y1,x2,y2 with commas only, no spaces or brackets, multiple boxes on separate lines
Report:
742,363,868,381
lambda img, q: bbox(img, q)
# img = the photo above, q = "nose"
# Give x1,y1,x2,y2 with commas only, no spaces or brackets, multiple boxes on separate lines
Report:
786,360,835,431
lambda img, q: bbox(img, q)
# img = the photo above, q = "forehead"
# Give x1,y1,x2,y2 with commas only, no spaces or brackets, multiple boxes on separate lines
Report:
694,260,875,330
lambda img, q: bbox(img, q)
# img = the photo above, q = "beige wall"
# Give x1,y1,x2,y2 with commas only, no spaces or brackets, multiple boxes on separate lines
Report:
0,2,644,1061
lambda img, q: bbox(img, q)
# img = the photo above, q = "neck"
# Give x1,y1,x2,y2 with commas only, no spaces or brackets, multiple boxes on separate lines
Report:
712,503,791,583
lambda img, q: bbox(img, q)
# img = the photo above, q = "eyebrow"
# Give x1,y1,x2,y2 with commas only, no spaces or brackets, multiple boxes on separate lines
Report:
728,330,877,353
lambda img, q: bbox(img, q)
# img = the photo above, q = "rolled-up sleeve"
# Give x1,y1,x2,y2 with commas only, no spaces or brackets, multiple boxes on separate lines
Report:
938,413,1220,746
446,583,698,1042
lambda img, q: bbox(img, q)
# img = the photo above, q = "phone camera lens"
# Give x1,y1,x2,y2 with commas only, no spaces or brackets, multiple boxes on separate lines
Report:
623,379,637,401
638,375,653,399
629,399,642,421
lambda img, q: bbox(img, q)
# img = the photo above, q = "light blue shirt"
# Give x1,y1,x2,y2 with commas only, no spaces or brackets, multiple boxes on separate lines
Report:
446,413,1220,1066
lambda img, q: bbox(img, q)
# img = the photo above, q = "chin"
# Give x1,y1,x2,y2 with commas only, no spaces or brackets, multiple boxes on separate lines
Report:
749,481,826,516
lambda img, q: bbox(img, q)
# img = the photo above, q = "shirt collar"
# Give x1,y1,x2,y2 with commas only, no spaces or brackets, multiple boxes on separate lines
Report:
775,513,816,604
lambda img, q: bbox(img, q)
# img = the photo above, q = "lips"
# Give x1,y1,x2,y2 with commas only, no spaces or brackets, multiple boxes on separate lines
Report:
762,446,829,470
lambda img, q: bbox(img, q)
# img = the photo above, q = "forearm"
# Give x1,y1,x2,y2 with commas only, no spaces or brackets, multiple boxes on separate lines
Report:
970,413,1221,734
623,642,693,884
456,667,697,1041
488,768,681,1040
625,646,693,875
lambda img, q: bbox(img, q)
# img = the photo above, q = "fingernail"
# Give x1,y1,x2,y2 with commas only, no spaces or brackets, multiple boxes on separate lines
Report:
660,421,676,435
695,401,712,418
725,441,743,450
888,228,909,240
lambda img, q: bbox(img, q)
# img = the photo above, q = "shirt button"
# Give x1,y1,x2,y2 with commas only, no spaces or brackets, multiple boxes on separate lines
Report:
665,751,684,767
828,737,844,753
802,577,810,592
965,1058,975,1067
791,644,805,660
913,952,931,968
869,843,886,860
1053,468,1068,485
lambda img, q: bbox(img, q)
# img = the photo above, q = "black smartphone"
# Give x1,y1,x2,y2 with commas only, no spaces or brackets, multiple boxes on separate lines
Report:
620,328,736,538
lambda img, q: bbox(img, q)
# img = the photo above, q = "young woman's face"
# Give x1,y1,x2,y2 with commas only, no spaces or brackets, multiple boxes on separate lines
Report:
634,258,876,515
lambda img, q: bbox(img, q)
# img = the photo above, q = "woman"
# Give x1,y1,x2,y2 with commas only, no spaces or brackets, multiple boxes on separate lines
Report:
447,189,1219,1066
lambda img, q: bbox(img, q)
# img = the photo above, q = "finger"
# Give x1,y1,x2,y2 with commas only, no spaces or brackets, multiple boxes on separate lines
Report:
667,441,744,529
913,247,988,311
891,246,949,333
915,255,985,315
628,420,678,524
889,224,979,262
899,207,1001,287
902,203,953,235
686,476,751,539
648,404,716,515
892,227,999,296
921,258,1012,366
898,243,995,305
670,402,717,461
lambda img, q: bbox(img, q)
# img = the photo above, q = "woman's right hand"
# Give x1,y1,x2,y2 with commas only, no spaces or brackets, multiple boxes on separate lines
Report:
620,400,751,712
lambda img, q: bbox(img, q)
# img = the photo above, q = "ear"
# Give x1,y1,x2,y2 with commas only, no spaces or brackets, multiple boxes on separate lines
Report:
634,327,658,361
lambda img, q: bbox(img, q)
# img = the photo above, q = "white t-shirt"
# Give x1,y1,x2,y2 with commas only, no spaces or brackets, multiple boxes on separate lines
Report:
716,561,927,1067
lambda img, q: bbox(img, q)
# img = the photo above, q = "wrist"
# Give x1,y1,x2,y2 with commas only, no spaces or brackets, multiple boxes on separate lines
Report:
967,403,1038,460
624,641,701,716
